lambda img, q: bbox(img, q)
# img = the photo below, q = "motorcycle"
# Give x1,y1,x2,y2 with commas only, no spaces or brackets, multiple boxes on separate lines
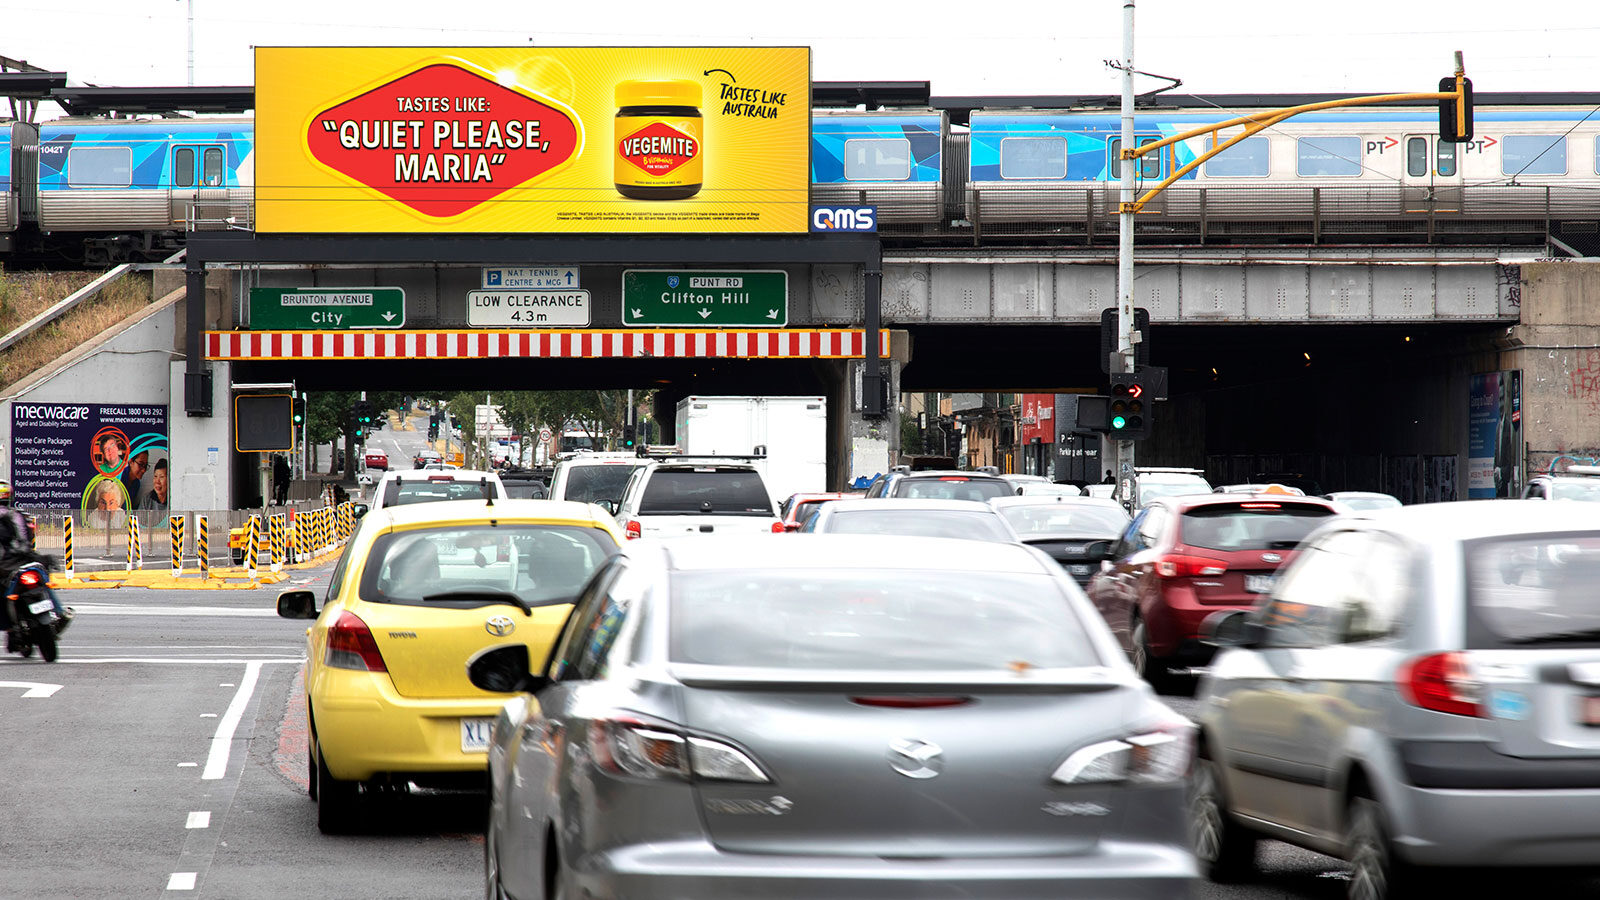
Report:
5,551,64,662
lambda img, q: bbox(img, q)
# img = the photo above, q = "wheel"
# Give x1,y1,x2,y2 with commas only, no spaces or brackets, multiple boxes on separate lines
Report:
1346,796,1418,900
36,629,57,663
484,818,507,900
18,640,33,658
1189,755,1257,883
314,737,360,834
1131,616,1172,693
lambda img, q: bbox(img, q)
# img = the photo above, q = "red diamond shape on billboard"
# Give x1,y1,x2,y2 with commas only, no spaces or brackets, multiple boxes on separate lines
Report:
305,64,580,218
619,121,697,176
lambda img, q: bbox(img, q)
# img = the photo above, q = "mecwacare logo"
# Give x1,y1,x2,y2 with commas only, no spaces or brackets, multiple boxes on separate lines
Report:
619,122,698,176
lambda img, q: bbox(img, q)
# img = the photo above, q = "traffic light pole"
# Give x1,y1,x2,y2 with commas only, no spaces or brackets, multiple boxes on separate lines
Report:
1115,0,1138,488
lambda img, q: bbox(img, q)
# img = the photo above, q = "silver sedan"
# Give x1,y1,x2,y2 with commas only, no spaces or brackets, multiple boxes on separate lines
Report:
803,497,1021,542
469,534,1197,899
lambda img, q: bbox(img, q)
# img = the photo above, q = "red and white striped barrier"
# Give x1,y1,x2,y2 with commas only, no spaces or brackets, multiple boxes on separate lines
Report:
205,329,891,361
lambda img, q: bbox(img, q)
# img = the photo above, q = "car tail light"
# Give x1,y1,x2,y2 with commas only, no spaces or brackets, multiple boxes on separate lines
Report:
850,696,972,709
625,520,642,540
17,569,42,589
1398,651,1483,717
1052,720,1194,785
1154,554,1228,578
589,717,770,783
325,611,387,672
1240,502,1281,509
770,521,785,533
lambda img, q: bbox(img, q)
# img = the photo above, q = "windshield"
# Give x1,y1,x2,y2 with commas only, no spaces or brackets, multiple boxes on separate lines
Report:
1468,532,1600,646
358,524,615,608
1339,495,1401,511
383,478,500,506
820,509,1014,542
560,463,643,506
897,477,1013,502
997,504,1128,537
1179,504,1333,552
639,469,774,515
670,570,1099,671
1137,478,1211,505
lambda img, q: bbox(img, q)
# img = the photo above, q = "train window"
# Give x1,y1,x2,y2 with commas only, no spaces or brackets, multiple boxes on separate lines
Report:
1437,140,1457,176
1108,135,1162,179
1502,135,1566,176
1000,137,1067,179
1406,138,1428,177
1138,136,1161,179
843,139,911,181
174,148,196,187
67,147,133,188
1203,136,1269,177
1296,136,1362,177
203,148,225,187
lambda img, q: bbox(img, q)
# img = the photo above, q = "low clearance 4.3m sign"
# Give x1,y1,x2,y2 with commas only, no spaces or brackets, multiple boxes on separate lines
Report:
256,47,810,234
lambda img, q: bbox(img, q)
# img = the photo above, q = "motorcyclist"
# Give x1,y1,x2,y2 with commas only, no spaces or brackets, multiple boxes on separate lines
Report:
0,481,72,643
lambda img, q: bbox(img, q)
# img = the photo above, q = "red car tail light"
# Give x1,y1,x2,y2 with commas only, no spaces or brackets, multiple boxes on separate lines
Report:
1154,554,1228,578
625,520,642,540
1398,651,1483,717
589,717,770,783
770,521,785,533
850,696,972,709
325,611,388,672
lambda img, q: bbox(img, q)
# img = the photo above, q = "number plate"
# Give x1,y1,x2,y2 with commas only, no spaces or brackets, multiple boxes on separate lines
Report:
27,599,53,615
1580,696,1600,727
1069,564,1091,576
1244,574,1276,594
460,717,494,753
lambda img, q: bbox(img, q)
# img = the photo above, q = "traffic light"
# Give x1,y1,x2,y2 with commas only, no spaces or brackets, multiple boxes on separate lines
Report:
622,424,637,449
1439,75,1473,142
1106,372,1151,440
292,397,306,426
352,401,374,426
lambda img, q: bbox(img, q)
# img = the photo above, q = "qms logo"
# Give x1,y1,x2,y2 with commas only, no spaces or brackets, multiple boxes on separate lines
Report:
810,206,877,233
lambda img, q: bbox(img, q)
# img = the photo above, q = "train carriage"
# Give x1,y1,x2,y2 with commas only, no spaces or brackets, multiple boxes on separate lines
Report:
811,110,945,224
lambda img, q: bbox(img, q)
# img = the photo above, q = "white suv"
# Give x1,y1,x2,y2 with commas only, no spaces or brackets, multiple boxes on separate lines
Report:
614,458,782,540
368,468,507,512
548,452,649,511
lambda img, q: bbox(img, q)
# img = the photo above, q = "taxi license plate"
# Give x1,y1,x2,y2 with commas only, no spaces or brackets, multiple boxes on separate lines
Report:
460,717,494,753
1581,697,1600,727
1069,564,1091,576
27,599,53,615
1244,574,1276,594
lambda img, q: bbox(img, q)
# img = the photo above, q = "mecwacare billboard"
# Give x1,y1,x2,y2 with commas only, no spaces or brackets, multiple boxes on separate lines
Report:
256,47,810,234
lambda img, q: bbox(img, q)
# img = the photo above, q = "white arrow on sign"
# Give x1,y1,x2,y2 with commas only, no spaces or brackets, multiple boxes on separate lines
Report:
381,311,396,322
0,681,62,698
630,308,642,318
698,308,712,318
765,309,780,319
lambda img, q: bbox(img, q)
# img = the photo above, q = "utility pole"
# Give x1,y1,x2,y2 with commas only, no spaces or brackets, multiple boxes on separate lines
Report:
1115,0,1138,488
185,0,195,87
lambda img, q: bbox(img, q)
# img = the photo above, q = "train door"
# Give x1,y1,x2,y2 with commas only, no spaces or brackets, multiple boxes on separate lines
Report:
169,143,227,228
1400,134,1462,216
1106,133,1167,215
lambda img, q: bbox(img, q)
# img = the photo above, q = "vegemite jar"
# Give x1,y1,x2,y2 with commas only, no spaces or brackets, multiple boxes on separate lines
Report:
614,80,703,200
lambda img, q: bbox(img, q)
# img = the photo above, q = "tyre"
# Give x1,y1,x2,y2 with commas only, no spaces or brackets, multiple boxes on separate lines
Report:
484,818,507,900
1345,796,1418,900
36,629,57,663
1131,616,1172,693
314,739,360,834
1189,755,1257,883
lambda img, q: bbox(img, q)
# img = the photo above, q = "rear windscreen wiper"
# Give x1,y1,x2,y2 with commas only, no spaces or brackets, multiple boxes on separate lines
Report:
421,590,533,616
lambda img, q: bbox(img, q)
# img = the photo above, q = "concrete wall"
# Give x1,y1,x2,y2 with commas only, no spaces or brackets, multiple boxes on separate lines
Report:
1505,261,1600,475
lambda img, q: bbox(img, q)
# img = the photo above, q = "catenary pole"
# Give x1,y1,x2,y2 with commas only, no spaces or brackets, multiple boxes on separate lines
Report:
1116,0,1137,488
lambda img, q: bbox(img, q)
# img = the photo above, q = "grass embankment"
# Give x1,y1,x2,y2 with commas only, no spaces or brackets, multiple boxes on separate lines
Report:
0,269,153,389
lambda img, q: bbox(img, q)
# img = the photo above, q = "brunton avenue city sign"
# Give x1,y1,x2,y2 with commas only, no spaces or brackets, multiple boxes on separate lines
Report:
248,287,406,330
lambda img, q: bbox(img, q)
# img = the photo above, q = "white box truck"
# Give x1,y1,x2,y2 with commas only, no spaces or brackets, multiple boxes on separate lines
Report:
675,396,827,503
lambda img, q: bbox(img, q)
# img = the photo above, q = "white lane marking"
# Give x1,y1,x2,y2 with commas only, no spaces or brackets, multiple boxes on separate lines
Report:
186,811,211,829
200,713,217,718
0,681,62,698
178,763,198,768
166,872,197,890
67,605,278,617
220,683,234,687
202,662,261,780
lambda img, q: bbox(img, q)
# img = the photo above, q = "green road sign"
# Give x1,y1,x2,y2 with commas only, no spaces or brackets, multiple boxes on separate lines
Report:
621,270,788,327
249,287,406,330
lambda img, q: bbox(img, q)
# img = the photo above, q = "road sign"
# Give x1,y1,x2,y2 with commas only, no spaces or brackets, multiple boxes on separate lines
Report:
235,394,294,452
482,267,580,289
621,270,788,327
467,290,591,327
538,427,553,443
249,288,405,330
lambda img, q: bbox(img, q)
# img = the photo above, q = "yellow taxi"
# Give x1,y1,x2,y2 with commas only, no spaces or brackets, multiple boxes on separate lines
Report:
275,498,621,833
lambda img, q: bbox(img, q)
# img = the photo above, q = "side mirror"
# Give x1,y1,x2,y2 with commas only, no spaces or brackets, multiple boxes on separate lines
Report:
1200,610,1264,648
276,589,318,620
467,644,551,694
352,503,369,519
599,500,618,516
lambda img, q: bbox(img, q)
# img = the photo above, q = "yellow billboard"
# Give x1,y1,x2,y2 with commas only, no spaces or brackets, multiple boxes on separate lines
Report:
255,47,810,233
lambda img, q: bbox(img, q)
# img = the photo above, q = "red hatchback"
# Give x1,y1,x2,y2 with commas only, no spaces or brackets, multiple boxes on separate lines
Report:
778,491,861,532
1086,491,1339,690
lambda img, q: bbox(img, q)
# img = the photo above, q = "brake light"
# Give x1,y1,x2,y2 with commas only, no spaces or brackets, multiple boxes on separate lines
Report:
427,475,454,483
589,717,770,783
17,569,42,589
1154,554,1228,578
850,696,972,709
325,611,387,672
770,521,785,533
1398,651,1483,717
1239,502,1281,509
938,477,970,482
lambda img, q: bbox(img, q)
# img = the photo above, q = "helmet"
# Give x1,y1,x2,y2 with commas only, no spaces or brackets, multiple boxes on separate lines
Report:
0,480,11,505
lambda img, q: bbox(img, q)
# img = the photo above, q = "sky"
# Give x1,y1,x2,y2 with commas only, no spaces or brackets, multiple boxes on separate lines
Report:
4,0,1600,115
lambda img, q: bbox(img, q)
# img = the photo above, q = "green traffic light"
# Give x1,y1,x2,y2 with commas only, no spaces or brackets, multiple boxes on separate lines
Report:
1111,415,1127,430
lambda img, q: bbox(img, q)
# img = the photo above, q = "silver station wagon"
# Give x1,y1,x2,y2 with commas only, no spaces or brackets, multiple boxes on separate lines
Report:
470,534,1196,900
1191,500,1600,900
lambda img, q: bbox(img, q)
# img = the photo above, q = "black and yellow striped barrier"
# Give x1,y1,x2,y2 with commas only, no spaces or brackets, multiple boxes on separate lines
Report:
170,515,185,576
197,514,210,578
246,514,260,578
63,515,74,580
127,516,141,571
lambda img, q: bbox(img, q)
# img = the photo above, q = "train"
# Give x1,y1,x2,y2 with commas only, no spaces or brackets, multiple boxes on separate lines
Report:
3,95,1597,264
